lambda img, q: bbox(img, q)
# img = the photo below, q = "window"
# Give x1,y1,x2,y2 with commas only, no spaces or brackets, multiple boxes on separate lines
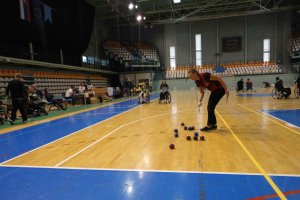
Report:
82,56,87,63
170,46,176,69
263,39,270,62
195,34,202,66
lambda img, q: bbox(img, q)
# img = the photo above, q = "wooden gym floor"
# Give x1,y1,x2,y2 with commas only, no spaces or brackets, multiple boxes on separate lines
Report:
0,89,299,200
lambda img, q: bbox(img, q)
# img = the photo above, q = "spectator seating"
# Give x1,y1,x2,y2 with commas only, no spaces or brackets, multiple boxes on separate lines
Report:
103,40,133,62
134,43,159,62
0,69,107,96
166,61,282,79
289,33,300,53
103,40,160,64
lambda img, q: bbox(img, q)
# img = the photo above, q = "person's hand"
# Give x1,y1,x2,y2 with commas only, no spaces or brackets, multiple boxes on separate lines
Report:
225,89,230,103
198,101,202,108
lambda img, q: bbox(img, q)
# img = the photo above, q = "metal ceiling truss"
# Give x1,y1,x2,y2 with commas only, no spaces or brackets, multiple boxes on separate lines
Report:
86,0,300,25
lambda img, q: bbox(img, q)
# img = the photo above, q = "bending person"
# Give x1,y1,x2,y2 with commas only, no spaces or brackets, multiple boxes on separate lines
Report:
188,69,229,131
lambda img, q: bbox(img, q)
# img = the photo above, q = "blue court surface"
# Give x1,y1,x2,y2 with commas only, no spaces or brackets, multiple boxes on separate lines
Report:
237,93,271,97
262,109,300,128
0,166,299,200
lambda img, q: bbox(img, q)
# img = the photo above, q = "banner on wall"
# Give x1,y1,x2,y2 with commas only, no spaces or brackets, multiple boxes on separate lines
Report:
19,0,32,22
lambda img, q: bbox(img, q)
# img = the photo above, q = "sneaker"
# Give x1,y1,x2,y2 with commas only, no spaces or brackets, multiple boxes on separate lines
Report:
200,125,217,132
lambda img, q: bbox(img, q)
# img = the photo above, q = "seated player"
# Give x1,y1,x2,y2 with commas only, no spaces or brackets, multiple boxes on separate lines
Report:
0,88,9,120
44,88,66,110
138,83,150,104
246,78,253,92
236,78,244,92
27,85,48,116
160,80,169,102
275,77,290,99
295,77,300,98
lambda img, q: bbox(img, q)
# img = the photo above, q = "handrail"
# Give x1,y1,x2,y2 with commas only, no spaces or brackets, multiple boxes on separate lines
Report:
0,56,117,75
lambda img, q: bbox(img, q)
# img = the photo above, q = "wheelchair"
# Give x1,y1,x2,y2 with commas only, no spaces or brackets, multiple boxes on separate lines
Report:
272,88,291,99
0,107,4,125
159,90,171,104
295,87,300,98
138,92,150,104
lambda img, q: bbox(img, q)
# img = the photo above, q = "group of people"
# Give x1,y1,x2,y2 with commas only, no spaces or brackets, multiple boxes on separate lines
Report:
236,78,253,92
0,73,99,125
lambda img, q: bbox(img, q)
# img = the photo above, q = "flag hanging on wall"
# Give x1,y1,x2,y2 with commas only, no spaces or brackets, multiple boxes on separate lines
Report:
19,0,32,22
42,3,52,24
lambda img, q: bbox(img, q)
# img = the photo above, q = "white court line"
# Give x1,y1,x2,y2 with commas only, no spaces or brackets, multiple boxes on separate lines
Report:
0,101,143,165
260,110,300,129
54,108,194,167
1,165,300,177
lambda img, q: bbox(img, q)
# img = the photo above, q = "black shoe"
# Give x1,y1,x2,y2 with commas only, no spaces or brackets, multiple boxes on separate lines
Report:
200,125,217,132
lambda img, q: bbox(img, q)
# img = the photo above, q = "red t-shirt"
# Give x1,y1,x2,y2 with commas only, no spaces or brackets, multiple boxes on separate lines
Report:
195,73,222,92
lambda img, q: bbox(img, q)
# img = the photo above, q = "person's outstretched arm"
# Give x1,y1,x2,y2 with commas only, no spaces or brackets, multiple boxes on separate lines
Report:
198,86,204,107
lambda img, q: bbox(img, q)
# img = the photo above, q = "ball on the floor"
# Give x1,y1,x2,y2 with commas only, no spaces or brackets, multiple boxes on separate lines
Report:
174,133,179,137
200,136,205,141
174,129,178,133
186,136,191,141
184,126,188,130
193,136,198,140
181,122,185,126
194,132,199,137
169,144,175,149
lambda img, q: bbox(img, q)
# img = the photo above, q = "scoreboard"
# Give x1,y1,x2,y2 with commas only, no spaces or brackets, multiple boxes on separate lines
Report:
222,37,242,52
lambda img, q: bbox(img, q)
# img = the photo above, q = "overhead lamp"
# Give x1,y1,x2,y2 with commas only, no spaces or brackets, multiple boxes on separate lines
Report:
136,15,142,21
128,3,134,10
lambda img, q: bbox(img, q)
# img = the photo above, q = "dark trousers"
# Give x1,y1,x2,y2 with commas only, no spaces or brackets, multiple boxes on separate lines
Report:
66,96,75,105
11,98,28,121
207,88,225,126
51,99,65,109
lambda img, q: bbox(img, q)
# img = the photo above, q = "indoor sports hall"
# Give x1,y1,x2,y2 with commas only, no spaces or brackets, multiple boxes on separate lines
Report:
0,0,300,200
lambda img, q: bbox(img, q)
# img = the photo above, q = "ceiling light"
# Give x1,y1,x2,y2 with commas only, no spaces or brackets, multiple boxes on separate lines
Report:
135,5,138,9
128,3,134,10
173,0,181,3
143,16,146,20
136,15,142,21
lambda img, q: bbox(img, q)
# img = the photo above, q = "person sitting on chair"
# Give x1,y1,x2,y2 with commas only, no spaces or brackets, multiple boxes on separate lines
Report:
139,83,149,104
246,78,253,92
44,88,66,110
236,78,244,92
79,83,86,94
295,77,300,98
65,86,75,105
275,77,291,99
0,88,9,120
160,80,169,102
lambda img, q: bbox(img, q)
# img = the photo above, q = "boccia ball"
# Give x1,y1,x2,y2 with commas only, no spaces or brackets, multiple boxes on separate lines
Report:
200,136,205,141
169,144,175,149
186,136,191,141
174,129,178,133
194,132,199,137
184,126,188,130
174,133,179,137
193,136,198,140
181,123,185,126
